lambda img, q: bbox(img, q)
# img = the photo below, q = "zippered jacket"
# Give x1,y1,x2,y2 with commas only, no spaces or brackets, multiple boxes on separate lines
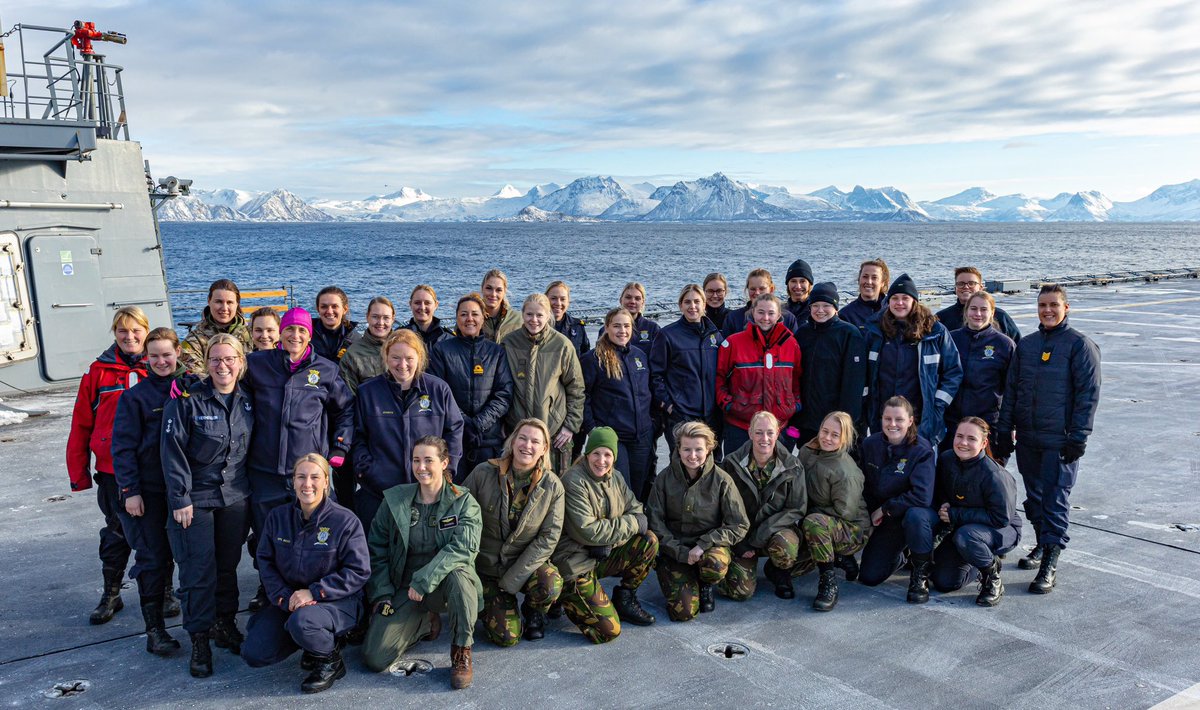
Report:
66,344,148,490
463,459,564,594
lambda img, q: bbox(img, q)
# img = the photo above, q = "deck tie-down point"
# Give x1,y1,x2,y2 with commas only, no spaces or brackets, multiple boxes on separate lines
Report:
389,659,433,677
707,642,749,659
43,680,90,698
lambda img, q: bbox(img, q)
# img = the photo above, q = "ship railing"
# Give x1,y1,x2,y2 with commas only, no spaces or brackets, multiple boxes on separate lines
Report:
171,285,296,330
1,23,129,141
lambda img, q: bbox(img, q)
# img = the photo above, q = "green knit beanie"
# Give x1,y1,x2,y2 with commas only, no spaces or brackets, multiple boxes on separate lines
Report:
584,426,619,461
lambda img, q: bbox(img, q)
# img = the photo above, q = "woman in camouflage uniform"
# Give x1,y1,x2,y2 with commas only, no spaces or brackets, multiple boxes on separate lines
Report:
180,279,253,375
463,418,565,646
554,426,658,643
647,421,749,621
797,412,871,612
720,411,808,601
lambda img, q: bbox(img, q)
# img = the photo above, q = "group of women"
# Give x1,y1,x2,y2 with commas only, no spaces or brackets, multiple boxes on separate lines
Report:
67,257,1031,693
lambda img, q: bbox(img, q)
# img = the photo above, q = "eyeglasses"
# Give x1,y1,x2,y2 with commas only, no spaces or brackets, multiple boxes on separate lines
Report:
705,289,727,296
207,356,239,367
955,280,982,289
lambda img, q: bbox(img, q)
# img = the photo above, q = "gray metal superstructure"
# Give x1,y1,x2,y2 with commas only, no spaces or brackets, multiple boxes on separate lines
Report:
0,23,171,393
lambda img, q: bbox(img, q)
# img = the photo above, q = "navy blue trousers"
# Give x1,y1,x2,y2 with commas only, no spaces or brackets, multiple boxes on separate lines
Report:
243,597,362,665
248,471,294,569
1016,443,1077,548
95,473,132,575
167,499,249,634
931,522,1019,592
116,490,174,600
615,430,655,501
858,507,936,586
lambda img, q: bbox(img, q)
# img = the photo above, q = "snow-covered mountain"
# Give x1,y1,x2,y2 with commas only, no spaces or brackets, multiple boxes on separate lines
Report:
1109,179,1200,221
239,189,334,222
158,195,249,222
158,177,1200,223
310,187,432,218
638,173,796,221
533,176,637,217
1046,191,1112,222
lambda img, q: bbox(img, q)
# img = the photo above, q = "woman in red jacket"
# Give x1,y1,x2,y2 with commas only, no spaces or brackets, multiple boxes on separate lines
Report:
716,293,802,455
66,305,152,625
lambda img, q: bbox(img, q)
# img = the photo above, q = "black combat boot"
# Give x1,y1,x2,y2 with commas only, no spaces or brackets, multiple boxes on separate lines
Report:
189,631,213,678
1017,545,1043,570
976,556,1005,606
140,599,181,656
300,651,318,671
300,648,346,694
812,564,839,612
546,601,564,619
698,584,716,613
162,585,181,619
907,555,932,604
89,569,125,625
612,585,656,625
520,599,546,641
211,615,244,655
834,554,860,582
764,561,795,599
1029,544,1061,594
248,584,269,613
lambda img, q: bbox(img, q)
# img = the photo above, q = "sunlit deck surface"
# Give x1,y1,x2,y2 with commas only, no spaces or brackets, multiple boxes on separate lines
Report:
2,278,1198,709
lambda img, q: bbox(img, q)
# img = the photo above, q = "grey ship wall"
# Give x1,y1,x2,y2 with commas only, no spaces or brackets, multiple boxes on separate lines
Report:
0,139,171,393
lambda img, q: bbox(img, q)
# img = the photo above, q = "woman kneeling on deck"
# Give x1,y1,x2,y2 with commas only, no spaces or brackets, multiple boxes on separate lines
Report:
647,422,749,621
243,454,369,693
720,411,808,601
463,418,565,647
908,417,1022,606
362,437,482,690
797,412,871,612
553,426,658,643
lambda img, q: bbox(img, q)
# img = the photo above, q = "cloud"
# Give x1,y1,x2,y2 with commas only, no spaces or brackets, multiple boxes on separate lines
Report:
6,0,1198,196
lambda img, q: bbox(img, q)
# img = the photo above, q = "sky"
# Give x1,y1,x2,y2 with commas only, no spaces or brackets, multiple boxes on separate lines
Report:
6,1,1200,201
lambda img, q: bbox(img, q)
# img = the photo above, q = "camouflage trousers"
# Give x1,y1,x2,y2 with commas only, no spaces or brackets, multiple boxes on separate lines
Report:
655,546,732,622
479,562,563,648
721,529,801,601
799,513,868,567
561,531,659,645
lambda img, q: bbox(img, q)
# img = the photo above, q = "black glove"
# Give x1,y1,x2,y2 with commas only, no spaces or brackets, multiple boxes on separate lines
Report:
1061,440,1086,464
991,431,1015,460
633,513,648,535
586,545,612,560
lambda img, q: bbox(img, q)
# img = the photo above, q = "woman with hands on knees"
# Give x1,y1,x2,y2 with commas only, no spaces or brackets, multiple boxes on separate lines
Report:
647,422,749,622
361,437,483,690
463,418,565,647
242,454,369,694
720,411,808,601
554,426,659,644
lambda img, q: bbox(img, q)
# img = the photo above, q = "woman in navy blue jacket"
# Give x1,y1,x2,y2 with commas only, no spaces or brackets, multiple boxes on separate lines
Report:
856,396,936,600
547,281,591,358
908,417,1022,607
243,453,370,694
582,307,655,499
161,334,255,678
863,274,963,446
242,307,354,611
945,291,1015,456
112,327,190,656
596,282,660,353
353,328,464,530
649,284,722,455
429,293,514,480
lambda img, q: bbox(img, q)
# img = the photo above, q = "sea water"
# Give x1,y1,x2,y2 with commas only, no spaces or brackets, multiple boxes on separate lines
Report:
161,221,1200,323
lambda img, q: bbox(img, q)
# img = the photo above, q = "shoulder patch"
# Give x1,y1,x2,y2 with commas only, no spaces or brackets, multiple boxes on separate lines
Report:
721,339,730,348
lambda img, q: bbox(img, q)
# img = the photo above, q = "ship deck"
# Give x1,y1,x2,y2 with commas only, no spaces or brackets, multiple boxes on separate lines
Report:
1,278,1198,709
